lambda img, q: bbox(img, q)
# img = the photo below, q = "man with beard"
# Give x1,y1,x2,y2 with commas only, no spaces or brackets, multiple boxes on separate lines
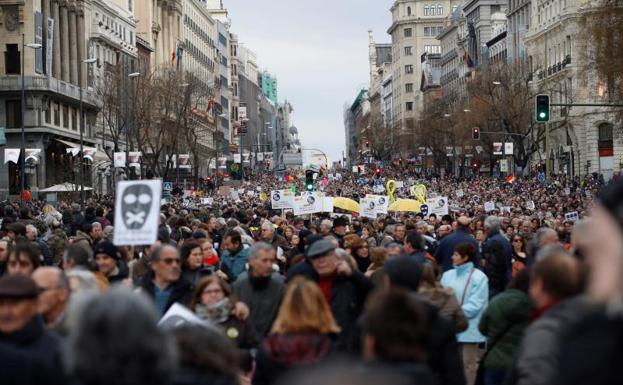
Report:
232,243,284,337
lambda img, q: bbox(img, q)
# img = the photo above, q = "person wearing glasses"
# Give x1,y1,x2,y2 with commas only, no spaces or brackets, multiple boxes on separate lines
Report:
136,244,193,317
511,235,528,277
190,276,257,350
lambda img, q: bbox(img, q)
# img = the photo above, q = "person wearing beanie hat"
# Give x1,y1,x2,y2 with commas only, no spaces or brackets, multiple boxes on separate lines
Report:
94,241,129,285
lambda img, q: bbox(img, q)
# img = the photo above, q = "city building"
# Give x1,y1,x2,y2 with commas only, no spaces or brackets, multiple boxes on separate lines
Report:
506,0,531,63
367,30,393,156
0,0,108,197
438,4,470,105
486,11,508,63
343,89,370,166
525,0,620,179
387,0,461,152
259,71,278,105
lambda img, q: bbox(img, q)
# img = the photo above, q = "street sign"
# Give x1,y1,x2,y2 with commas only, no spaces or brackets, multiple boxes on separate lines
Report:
283,152,303,165
163,182,173,191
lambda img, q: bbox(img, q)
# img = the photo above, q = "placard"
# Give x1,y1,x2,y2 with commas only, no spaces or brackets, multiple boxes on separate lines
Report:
359,198,377,219
565,211,579,222
271,190,294,209
484,201,496,212
113,180,162,246
365,194,389,214
293,193,322,215
322,197,334,213
456,189,464,198
425,196,449,216
526,200,535,210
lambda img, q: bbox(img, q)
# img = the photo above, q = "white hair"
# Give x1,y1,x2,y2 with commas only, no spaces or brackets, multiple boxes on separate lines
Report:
26,224,38,237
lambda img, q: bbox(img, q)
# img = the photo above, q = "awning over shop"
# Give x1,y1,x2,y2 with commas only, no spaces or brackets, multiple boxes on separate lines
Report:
55,138,105,162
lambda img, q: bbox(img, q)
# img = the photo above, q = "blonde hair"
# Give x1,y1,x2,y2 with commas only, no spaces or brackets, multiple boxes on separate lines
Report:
271,277,341,335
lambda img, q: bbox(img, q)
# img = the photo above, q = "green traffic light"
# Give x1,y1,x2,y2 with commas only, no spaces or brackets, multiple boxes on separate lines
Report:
539,112,547,118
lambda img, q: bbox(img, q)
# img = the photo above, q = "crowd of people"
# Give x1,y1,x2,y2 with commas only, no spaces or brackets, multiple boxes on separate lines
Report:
1,167,622,385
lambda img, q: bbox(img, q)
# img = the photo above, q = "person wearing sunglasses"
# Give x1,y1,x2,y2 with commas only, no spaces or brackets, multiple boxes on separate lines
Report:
511,235,528,277
136,244,192,317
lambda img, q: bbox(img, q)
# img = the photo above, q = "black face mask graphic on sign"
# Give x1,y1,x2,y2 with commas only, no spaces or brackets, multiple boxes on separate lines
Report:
122,184,153,229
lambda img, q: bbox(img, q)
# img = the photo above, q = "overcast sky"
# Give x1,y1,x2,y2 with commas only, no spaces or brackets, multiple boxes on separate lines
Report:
224,0,391,165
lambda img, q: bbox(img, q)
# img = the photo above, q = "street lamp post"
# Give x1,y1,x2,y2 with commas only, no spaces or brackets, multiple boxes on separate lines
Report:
79,58,96,204
20,34,41,204
126,72,140,180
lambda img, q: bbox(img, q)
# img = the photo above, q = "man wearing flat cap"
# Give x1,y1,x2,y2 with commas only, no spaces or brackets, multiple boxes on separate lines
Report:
288,238,374,352
0,274,63,374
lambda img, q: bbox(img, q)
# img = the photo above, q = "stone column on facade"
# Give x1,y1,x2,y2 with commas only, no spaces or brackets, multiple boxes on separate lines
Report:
68,7,78,85
60,3,69,81
162,4,169,65
42,0,49,74
77,11,85,87
52,0,61,79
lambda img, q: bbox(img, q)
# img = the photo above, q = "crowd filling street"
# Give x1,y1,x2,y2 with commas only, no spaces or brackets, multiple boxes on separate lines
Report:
1,164,622,385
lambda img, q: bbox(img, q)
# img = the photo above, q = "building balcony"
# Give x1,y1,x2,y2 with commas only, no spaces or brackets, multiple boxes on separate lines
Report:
0,76,100,108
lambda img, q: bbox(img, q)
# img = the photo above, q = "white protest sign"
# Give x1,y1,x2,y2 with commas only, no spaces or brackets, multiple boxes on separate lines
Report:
293,193,323,215
322,197,334,213
456,189,464,198
113,180,162,246
246,190,255,197
201,197,213,205
359,198,378,219
373,184,385,193
425,196,449,216
230,190,240,201
526,200,535,210
365,194,389,214
396,181,404,188
484,201,496,212
271,190,294,209
565,211,579,222
158,303,207,328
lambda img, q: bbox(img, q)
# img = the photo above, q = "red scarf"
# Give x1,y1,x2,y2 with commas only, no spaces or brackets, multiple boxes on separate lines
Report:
530,300,560,322
318,273,337,304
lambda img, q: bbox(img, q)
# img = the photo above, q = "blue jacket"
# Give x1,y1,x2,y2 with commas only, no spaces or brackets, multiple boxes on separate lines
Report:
441,262,489,343
435,228,480,272
220,246,250,282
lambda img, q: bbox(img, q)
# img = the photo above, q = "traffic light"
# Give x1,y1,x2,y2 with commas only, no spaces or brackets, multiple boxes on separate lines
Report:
535,94,550,123
472,127,480,140
375,168,381,177
305,170,314,191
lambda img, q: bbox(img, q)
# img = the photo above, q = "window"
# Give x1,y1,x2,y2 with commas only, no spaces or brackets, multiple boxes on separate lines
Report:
63,105,69,128
219,33,227,46
424,5,430,16
53,103,60,126
5,101,21,128
437,5,443,15
406,102,414,111
220,75,228,88
405,65,414,74
404,28,413,37
598,123,614,150
4,44,20,74
45,101,51,124
406,83,414,92
72,109,77,131
424,45,441,54
128,0,133,12
407,6,412,16
404,46,413,56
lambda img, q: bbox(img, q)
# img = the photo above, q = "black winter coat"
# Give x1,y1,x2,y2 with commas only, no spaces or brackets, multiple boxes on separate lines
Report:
0,316,61,367
482,233,512,298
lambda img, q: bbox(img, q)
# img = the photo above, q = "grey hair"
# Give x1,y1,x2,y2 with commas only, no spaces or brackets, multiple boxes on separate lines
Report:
248,242,275,260
535,244,569,263
484,216,501,233
261,221,275,232
91,222,102,229
26,224,38,237
151,244,179,262
321,219,332,228
66,270,100,293
533,227,558,247
64,288,177,385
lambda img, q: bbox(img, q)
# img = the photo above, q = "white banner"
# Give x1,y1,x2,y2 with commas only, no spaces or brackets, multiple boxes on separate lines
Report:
113,180,162,246
322,197,334,213
242,152,250,164
218,157,227,169
493,143,503,155
425,196,449,216
293,193,323,215
257,152,264,161
365,194,389,214
233,153,241,163
500,159,509,172
129,151,142,169
484,201,496,212
25,149,42,164
359,198,378,219
271,189,294,209
177,154,191,169
4,149,20,164
83,148,96,161
504,142,514,155
114,152,126,168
